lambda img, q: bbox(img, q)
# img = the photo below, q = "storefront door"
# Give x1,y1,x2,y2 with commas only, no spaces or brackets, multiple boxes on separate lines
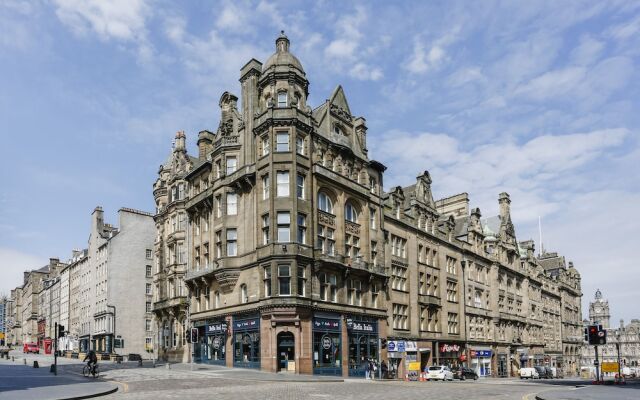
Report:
233,317,260,369
277,332,295,372
205,322,227,365
346,318,378,378
497,354,508,377
312,316,341,376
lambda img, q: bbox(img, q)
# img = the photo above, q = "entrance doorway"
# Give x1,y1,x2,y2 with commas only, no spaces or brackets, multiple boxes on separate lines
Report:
277,332,295,372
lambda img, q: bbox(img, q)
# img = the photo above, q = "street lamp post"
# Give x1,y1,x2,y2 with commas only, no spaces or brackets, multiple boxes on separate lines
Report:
106,305,116,354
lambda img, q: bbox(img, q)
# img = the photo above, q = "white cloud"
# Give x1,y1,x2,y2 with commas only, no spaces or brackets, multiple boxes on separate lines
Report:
215,1,249,33
570,35,605,66
405,41,446,74
53,0,153,63
349,63,383,81
606,14,640,41
0,248,46,297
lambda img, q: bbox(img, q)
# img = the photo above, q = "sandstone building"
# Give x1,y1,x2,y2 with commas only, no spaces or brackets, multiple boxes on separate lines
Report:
581,290,640,371
152,33,583,378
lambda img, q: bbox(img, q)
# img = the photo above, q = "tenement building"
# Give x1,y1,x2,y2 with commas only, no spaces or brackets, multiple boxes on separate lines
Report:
152,131,194,362
581,290,640,370
152,33,583,378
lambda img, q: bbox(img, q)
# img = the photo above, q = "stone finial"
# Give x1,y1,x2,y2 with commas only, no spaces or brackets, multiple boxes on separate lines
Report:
276,30,290,52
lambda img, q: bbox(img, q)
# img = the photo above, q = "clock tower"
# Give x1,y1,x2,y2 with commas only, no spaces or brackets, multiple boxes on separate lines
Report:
589,289,610,329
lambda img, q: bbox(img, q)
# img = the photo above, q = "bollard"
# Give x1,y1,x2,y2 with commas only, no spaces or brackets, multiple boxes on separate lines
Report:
24,358,27,365
33,361,39,368
50,364,56,374
12,356,15,362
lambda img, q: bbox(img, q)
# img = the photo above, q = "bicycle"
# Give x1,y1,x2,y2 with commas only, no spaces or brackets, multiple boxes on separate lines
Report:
82,363,99,378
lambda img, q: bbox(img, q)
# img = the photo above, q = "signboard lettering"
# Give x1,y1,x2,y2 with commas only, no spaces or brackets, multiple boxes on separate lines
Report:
346,319,378,333
206,322,227,335
234,318,259,330
440,344,460,353
314,318,340,330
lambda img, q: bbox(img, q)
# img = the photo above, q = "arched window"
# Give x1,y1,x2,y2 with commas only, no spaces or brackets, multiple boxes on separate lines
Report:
277,91,287,108
318,191,333,213
345,203,358,222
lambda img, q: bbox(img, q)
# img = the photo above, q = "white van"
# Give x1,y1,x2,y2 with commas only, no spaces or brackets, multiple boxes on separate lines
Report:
520,367,539,379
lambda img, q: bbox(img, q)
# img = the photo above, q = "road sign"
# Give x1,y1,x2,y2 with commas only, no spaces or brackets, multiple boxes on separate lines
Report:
601,362,619,373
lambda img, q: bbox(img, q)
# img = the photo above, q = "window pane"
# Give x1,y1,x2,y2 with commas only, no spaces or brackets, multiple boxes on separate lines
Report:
277,92,287,107
278,227,290,242
277,172,289,196
276,133,289,151
277,212,290,224
226,229,237,240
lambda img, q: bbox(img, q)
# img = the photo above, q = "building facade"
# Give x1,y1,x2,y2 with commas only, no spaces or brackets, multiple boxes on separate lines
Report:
151,131,194,362
83,206,155,355
151,33,583,378
0,298,6,346
581,290,640,371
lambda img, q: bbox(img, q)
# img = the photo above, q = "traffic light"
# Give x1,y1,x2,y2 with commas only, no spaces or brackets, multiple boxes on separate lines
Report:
587,325,607,345
58,325,66,338
190,328,198,343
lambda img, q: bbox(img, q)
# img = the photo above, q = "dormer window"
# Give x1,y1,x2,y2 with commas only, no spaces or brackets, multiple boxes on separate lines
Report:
277,91,287,108
333,125,342,135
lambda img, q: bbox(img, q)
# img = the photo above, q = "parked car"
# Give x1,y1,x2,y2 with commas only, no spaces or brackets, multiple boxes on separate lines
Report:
534,366,551,379
544,367,554,379
520,367,540,379
427,365,454,381
23,342,39,354
452,366,479,380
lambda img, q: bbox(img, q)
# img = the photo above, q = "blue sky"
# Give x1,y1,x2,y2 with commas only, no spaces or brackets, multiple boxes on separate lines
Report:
1,0,639,323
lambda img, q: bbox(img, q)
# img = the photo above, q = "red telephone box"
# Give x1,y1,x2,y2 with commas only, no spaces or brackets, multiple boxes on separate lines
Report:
44,339,53,355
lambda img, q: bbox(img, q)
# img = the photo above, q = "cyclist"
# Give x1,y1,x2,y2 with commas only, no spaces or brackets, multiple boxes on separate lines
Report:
83,349,98,375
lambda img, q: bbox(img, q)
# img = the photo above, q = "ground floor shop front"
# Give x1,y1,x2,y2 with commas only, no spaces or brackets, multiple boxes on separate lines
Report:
190,307,386,377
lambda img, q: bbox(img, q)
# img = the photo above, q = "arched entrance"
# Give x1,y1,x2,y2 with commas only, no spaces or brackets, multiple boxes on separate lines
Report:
277,332,295,372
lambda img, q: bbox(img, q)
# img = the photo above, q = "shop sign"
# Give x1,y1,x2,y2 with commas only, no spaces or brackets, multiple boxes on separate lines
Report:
440,344,460,353
388,340,405,352
234,318,259,330
472,350,492,358
405,341,418,352
601,362,619,373
314,318,340,330
206,322,227,335
347,319,377,333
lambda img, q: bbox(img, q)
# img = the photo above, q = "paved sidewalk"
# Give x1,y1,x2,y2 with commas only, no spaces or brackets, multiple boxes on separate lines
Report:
535,381,640,400
0,364,118,400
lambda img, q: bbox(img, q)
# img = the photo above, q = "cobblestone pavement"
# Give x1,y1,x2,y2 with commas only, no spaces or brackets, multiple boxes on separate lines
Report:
5,352,638,400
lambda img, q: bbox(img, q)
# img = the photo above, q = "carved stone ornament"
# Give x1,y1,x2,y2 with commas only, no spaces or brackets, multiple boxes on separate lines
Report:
330,104,352,122
318,211,336,227
345,221,361,235
213,269,240,293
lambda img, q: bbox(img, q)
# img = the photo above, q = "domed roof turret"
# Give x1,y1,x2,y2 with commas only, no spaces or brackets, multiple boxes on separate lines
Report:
262,31,305,74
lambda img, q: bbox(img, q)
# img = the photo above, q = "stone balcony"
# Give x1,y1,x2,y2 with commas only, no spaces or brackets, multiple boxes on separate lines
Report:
153,296,188,312
417,294,441,307
214,135,239,149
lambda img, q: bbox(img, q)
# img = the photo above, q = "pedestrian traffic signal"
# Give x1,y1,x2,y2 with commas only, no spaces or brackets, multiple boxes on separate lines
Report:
58,324,66,338
190,328,198,343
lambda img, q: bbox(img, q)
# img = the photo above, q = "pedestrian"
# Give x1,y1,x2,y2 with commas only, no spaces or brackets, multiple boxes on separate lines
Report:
364,359,371,379
372,361,378,380
381,360,388,379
